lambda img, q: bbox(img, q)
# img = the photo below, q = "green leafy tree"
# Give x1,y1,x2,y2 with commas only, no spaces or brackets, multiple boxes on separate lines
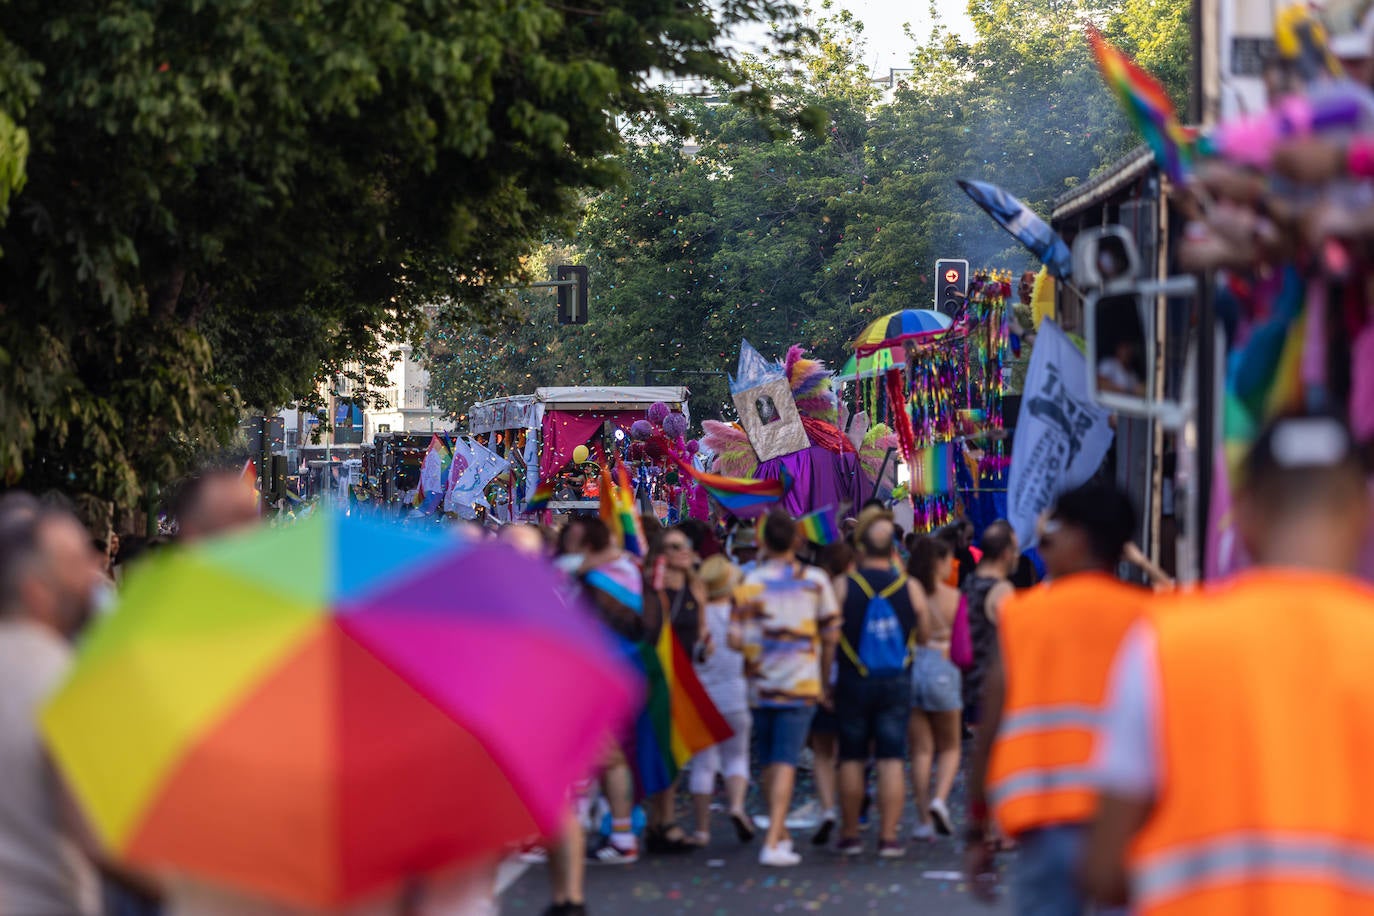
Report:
0,0,810,510
428,0,1192,418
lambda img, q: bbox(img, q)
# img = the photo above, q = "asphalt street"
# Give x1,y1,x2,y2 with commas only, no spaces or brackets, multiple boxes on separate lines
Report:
500,811,1013,914
502,750,1015,915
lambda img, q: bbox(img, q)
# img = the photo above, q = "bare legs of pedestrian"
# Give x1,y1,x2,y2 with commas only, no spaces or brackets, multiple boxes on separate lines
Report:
909,712,935,831
547,812,585,910
839,759,904,844
763,763,796,850
909,709,961,838
930,710,961,812
810,731,838,818
603,762,637,854
691,774,748,844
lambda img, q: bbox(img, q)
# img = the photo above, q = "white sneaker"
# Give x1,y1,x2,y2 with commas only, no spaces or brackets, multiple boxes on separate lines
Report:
910,822,936,842
929,798,954,836
759,843,802,867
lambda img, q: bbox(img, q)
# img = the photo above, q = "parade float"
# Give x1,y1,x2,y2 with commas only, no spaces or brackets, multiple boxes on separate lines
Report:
467,386,690,518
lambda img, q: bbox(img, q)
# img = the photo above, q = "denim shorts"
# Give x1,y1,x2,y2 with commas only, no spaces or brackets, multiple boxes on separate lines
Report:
835,674,911,761
912,646,963,713
752,705,816,767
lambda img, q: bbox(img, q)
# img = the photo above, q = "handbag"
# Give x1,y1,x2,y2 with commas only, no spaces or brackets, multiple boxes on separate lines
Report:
949,594,974,671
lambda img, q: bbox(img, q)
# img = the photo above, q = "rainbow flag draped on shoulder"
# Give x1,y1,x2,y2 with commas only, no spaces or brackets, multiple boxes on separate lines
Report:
673,456,789,519
626,622,734,797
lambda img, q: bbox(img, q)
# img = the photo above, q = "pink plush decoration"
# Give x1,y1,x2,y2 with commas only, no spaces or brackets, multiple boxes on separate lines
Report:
701,420,758,478
646,402,671,425
686,440,700,455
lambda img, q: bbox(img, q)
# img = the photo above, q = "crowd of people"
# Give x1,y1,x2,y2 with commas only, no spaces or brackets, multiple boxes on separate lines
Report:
528,480,1159,914
4,408,1374,916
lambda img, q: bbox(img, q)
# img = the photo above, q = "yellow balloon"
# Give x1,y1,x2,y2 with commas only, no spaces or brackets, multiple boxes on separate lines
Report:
572,444,590,465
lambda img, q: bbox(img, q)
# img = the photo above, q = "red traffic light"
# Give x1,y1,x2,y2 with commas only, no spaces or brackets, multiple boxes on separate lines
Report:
944,268,960,283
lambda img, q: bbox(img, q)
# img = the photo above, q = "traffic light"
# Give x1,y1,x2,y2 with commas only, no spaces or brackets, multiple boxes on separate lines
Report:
557,264,589,325
934,258,969,317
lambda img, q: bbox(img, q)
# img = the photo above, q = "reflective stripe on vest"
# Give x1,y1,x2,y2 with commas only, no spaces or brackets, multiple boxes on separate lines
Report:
987,574,1146,837
1134,833,1374,909
998,704,1100,740
986,765,1097,809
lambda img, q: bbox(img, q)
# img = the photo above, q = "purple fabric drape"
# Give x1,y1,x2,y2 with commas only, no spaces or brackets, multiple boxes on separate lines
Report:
540,410,644,479
755,446,870,519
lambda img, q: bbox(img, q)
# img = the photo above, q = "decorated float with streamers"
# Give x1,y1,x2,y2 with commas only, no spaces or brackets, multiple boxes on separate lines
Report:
837,276,1016,532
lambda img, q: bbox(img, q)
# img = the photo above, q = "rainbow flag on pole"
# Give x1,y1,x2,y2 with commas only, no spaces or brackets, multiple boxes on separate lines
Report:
1087,25,1192,183
912,442,956,496
626,623,733,796
798,508,841,545
674,458,790,519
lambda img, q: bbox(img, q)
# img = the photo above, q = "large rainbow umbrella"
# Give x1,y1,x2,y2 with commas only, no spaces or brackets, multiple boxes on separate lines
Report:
41,514,641,910
851,309,952,359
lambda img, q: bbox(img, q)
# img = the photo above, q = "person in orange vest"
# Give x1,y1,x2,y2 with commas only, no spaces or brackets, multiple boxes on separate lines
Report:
1084,413,1374,914
964,481,1149,913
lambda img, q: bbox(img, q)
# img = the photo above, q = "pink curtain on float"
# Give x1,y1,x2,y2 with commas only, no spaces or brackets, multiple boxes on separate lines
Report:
539,410,644,480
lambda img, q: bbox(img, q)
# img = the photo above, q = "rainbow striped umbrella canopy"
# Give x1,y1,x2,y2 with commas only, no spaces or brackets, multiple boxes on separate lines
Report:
852,309,952,357
41,514,640,910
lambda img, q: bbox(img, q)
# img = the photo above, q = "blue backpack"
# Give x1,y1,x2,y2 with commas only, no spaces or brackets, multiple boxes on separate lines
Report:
842,571,915,678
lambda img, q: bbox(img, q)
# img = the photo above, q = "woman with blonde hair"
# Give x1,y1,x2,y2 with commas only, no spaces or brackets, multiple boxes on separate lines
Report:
686,554,754,846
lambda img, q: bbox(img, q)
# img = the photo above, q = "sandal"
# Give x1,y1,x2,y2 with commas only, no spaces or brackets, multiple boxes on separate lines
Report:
645,824,696,854
730,811,757,843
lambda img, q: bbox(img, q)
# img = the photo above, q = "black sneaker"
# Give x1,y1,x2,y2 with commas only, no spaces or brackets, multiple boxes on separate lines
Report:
587,837,639,865
811,811,836,846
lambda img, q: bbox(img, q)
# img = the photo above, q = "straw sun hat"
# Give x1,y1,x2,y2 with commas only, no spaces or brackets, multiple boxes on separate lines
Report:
699,554,741,600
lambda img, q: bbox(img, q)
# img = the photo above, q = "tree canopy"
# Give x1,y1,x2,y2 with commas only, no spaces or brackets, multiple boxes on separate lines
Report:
0,0,810,509
427,0,1191,422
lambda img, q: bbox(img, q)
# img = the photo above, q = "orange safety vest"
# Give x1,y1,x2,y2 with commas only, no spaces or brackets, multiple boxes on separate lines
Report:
987,572,1149,837
1128,570,1374,915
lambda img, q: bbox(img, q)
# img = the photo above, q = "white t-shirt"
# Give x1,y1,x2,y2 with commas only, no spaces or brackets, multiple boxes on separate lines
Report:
1094,621,1161,797
693,599,748,715
0,619,101,916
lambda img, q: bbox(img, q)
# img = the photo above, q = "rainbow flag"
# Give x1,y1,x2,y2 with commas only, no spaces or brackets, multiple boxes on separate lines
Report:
1087,26,1192,184
626,623,733,797
600,465,647,556
798,508,841,545
674,458,790,519
912,442,955,496
523,479,556,514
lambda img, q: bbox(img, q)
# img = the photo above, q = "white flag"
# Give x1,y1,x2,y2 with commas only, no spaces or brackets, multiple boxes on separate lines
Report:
444,437,512,519
1007,320,1115,549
